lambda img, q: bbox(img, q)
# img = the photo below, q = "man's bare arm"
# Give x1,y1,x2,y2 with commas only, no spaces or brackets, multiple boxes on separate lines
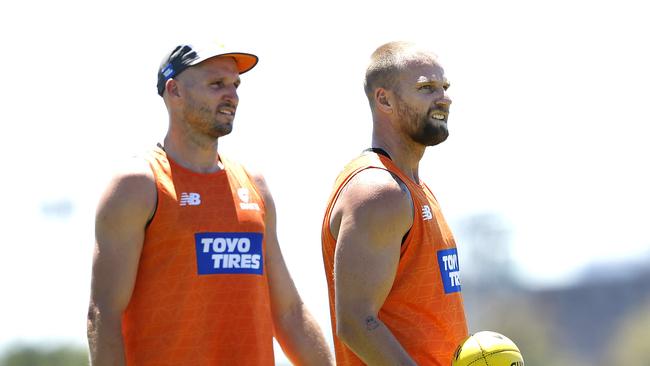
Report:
87,160,156,366
331,168,416,365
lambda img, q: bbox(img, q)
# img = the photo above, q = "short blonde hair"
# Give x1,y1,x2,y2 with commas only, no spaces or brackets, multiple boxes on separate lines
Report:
364,41,438,104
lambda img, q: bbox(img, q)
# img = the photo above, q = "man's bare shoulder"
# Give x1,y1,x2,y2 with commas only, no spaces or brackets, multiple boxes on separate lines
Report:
96,157,157,221
333,167,413,238
341,168,411,210
112,157,156,195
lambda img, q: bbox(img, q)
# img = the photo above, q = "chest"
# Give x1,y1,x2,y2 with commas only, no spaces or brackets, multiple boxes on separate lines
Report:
155,169,265,233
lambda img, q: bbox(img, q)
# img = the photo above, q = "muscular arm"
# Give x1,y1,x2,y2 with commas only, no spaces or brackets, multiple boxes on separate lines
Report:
87,160,156,366
251,173,334,366
330,168,416,365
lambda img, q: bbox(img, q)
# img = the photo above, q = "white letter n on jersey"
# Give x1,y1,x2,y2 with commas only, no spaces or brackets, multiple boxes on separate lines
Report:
180,192,201,206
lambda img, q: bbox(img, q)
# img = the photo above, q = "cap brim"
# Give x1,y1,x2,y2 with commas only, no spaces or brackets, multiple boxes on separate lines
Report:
192,52,259,74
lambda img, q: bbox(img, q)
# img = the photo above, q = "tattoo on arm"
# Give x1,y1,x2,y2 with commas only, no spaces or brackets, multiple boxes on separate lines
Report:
365,316,380,331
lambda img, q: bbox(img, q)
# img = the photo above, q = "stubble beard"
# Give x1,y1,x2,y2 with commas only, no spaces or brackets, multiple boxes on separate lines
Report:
396,96,449,147
182,98,233,140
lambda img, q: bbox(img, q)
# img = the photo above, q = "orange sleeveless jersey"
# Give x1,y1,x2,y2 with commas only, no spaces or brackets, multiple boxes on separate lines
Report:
121,147,275,366
321,152,468,366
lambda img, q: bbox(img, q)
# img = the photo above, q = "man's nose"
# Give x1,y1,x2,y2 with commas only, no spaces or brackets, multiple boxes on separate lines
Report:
224,86,239,105
436,92,451,109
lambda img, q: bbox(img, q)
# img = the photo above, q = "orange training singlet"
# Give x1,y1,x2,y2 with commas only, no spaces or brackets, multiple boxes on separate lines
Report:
121,146,275,366
321,151,468,366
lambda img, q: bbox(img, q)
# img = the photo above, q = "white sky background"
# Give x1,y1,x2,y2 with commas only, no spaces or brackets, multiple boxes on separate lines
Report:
1,0,649,359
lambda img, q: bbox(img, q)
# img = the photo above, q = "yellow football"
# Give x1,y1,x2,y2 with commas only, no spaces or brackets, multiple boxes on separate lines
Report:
451,331,524,366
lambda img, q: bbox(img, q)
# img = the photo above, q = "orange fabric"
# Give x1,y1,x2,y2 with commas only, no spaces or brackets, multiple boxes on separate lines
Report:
321,152,468,366
122,146,274,366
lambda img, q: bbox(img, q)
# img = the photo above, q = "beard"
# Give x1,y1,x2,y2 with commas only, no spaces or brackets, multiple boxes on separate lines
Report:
396,95,449,146
182,96,234,139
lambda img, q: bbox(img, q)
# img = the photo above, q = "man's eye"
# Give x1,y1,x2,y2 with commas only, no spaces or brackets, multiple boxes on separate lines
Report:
211,81,224,88
419,85,434,91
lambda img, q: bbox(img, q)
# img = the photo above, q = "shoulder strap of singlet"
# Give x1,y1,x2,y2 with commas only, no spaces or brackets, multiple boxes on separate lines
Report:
142,144,166,228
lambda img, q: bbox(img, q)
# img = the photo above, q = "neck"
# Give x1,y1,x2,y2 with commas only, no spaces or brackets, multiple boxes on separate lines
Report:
162,131,222,174
371,125,426,184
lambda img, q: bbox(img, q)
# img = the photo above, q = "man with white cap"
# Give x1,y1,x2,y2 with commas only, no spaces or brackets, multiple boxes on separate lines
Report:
87,41,333,365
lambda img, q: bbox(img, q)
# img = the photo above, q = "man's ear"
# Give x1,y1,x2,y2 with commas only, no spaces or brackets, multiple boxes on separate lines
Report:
375,88,392,113
165,79,181,98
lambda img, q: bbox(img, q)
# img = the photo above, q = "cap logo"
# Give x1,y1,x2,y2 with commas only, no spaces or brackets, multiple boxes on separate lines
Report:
161,63,175,80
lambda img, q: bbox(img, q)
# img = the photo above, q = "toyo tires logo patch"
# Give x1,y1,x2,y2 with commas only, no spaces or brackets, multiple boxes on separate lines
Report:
194,232,263,275
437,248,461,294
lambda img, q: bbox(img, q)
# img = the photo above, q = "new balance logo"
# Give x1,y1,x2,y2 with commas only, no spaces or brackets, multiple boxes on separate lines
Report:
180,192,201,206
421,205,433,220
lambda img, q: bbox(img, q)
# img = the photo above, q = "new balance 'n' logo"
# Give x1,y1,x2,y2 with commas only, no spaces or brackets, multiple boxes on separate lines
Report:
421,205,433,220
180,192,201,206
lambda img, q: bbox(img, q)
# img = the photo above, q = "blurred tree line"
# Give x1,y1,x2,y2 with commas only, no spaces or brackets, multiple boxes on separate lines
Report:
0,344,87,366
456,212,650,366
